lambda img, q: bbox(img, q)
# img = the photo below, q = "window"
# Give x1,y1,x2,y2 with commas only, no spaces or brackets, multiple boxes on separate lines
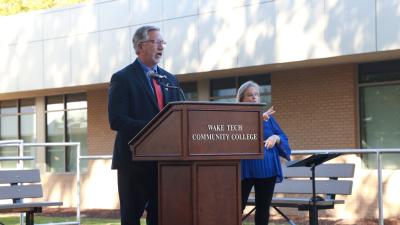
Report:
181,82,198,101
45,93,87,173
0,99,36,168
210,77,237,102
359,60,400,169
210,74,271,106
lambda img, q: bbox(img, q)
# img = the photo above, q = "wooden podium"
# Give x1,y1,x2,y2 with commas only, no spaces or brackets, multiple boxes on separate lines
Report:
129,102,264,225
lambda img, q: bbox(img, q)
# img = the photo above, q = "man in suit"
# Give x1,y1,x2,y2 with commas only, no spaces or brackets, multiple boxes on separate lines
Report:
108,25,182,225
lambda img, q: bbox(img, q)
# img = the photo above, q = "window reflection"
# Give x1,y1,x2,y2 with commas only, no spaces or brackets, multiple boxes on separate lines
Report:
210,74,271,107
360,84,400,169
181,82,198,101
359,60,400,169
45,93,87,173
0,101,17,114
67,93,87,109
0,99,36,168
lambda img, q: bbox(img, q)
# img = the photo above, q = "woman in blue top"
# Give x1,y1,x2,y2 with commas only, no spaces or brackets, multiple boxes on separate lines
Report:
237,81,291,225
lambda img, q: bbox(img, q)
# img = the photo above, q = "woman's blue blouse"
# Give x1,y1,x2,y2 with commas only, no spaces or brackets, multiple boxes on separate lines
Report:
241,116,291,183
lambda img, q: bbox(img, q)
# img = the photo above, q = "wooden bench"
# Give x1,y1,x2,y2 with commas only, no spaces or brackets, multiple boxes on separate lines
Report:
243,163,355,225
0,169,63,225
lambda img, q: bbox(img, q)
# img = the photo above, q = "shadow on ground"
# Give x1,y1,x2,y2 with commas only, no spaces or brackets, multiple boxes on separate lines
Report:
42,208,400,225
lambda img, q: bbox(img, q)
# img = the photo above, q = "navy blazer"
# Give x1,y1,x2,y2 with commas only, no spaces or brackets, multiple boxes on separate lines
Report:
108,59,181,169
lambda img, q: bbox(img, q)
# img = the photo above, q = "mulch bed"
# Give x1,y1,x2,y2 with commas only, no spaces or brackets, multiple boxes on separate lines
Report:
42,208,400,225
266,214,399,225
42,208,120,219
267,216,400,225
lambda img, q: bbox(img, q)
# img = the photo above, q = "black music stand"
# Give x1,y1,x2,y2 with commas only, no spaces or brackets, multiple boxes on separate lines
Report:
286,153,341,225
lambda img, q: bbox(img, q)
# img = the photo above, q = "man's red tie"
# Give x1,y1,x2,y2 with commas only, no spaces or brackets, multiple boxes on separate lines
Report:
152,79,164,110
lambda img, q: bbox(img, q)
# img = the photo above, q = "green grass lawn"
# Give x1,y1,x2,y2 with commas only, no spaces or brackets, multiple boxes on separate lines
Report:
0,216,123,225
0,216,280,225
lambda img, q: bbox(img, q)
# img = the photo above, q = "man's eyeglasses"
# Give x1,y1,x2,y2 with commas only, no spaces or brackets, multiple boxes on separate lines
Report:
141,39,167,46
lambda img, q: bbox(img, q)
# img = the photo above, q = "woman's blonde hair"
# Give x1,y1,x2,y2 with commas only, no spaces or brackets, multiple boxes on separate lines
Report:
236,80,260,102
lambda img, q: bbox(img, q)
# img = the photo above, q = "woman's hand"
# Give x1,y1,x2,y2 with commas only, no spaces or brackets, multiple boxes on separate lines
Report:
264,135,280,149
262,106,275,120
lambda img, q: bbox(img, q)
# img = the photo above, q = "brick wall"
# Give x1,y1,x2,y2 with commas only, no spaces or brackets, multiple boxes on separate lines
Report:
272,64,358,150
87,89,115,155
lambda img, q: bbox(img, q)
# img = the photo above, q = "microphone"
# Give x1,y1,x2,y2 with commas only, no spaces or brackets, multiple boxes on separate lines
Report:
147,71,186,101
148,71,167,80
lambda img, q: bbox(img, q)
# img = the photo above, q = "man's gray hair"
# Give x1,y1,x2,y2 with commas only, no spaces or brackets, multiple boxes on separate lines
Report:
236,80,260,102
132,25,160,55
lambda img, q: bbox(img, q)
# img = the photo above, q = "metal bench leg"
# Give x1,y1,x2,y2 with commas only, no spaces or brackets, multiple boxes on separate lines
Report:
309,208,319,225
26,212,34,225
242,206,256,221
273,206,296,225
